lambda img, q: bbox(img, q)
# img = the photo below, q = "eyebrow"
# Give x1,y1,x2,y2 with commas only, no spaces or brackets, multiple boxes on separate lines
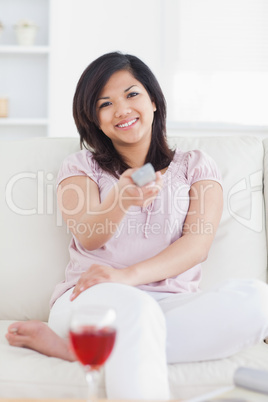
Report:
97,85,138,101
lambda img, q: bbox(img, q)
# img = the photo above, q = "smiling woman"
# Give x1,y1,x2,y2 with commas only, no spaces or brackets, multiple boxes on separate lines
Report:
73,52,174,176
6,51,268,401
95,70,156,158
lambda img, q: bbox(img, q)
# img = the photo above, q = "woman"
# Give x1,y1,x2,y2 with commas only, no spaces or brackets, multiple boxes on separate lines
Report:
6,52,268,400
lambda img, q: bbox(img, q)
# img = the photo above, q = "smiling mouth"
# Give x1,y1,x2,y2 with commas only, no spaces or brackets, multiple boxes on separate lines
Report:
117,118,138,128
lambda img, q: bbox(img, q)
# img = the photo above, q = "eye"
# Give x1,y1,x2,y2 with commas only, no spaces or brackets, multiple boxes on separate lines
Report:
127,92,139,98
99,101,112,109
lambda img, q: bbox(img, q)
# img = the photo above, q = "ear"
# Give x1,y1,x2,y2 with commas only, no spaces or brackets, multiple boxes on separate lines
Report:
152,101,157,112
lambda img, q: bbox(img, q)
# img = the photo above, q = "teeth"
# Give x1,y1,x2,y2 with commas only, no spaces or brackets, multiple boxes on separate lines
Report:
118,119,137,128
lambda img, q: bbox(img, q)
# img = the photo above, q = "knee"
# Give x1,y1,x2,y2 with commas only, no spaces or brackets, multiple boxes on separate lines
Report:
222,278,268,304
117,286,166,338
114,285,166,330
234,279,268,334
221,278,268,326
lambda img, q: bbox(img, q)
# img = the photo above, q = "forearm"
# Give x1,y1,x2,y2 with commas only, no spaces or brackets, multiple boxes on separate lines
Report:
124,234,210,286
62,171,162,251
125,180,223,287
70,234,208,301
71,184,129,250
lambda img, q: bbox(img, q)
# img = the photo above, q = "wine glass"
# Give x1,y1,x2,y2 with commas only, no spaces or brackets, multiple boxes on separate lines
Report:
69,305,117,401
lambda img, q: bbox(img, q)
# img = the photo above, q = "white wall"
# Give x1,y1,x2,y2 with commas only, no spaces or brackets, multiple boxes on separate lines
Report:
48,0,268,138
49,0,164,137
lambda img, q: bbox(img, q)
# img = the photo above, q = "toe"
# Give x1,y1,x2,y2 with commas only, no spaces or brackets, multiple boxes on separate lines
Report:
8,327,18,334
6,332,21,346
8,321,22,334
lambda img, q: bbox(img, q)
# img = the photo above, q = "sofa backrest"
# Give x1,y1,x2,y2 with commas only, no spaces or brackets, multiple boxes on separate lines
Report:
0,138,80,321
262,137,268,254
0,136,267,321
168,136,267,289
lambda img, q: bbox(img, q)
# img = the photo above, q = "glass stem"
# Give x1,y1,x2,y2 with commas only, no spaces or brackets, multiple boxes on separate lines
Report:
85,367,99,402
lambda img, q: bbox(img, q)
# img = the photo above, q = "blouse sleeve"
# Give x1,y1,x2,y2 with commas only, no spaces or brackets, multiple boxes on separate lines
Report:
56,150,101,187
186,150,222,187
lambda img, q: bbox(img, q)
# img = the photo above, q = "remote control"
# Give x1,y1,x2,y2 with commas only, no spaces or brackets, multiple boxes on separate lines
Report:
234,367,268,394
131,163,156,187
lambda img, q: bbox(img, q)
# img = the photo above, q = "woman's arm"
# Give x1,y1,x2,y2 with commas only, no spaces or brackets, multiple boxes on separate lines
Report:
126,180,223,286
70,180,223,300
57,169,162,250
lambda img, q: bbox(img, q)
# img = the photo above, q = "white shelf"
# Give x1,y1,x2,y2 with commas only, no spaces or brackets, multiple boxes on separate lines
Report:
0,118,49,126
0,45,50,54
0,0,50,138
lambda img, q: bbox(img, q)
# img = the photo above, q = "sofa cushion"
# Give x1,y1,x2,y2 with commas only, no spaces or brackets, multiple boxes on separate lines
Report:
1,320,267,399
0,136,267,321
0,320,93,398
168,340,268,399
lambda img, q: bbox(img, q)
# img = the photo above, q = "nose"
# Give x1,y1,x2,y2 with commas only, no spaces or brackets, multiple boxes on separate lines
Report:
114,100,131,118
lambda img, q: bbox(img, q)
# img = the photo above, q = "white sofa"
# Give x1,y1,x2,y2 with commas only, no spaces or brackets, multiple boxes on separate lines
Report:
1,135,268,400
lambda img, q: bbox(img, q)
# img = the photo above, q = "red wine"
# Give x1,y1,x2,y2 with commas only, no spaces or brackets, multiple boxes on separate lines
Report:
69,326,116,368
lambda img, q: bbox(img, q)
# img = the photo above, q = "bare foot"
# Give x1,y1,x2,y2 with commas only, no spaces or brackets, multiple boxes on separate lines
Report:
5,320,76,362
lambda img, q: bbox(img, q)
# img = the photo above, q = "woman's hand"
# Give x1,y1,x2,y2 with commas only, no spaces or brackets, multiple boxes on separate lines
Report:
70,264,131,301
117,168,163,210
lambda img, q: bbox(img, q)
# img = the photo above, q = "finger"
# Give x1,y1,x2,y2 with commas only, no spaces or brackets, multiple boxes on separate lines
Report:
121,167,138,178
155,171,163,186
70,284,85,301
143,187,159,198
144,180,162,193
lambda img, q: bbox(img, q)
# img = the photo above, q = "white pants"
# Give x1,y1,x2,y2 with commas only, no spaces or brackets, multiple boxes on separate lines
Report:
48,279,268,400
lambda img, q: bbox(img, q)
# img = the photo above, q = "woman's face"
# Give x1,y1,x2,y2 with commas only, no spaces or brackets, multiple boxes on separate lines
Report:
96,70,156,150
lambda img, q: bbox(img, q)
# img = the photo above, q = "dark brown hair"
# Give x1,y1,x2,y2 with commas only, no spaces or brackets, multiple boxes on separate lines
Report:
73,51,175,177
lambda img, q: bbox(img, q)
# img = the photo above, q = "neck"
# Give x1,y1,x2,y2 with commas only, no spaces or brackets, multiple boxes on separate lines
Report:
113,141,150,168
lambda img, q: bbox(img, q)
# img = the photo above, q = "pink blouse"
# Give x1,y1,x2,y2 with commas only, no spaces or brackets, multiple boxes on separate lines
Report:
50,148,222,307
